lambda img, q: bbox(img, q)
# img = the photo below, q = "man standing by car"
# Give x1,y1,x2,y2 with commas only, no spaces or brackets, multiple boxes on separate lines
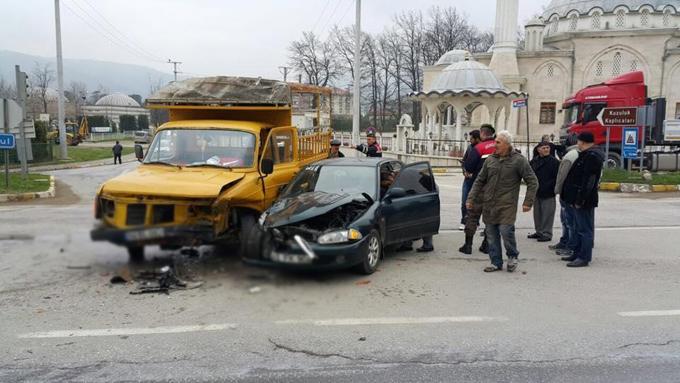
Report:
466,131,538,273
112,140,123,165
528,141,560,242
460,130,481,230
459,124,495,254
328,139,345,159
550,139,580,254
559,132,604,268
354,132,382,157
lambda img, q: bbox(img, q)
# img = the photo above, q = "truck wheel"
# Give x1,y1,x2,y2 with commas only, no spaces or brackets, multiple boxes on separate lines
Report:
127,246,145,263
354,230,381,275
605,152,622,169
239,214,262,259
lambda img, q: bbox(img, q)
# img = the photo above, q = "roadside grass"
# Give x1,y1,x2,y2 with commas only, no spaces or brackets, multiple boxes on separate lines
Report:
601,169,680,185
0,173,51,194
62,145,134,163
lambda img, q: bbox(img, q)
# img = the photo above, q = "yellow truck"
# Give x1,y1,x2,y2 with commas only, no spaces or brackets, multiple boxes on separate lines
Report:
90,77,332,262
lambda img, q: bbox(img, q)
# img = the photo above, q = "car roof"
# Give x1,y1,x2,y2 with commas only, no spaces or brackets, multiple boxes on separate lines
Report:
311,157,396,167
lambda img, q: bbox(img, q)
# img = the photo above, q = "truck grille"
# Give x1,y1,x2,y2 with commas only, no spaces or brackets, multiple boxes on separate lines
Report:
152,205,175,224
126,204,146,226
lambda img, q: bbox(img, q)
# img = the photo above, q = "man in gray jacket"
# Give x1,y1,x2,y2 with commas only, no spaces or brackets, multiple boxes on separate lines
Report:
467,131,538,273
550,143,580,253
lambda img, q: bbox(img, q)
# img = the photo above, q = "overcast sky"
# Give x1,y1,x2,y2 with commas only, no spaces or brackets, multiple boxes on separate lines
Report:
2,0,544,80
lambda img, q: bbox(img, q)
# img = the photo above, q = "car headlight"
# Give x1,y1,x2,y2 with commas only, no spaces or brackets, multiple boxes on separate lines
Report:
258,212,268,226
318,228,363,244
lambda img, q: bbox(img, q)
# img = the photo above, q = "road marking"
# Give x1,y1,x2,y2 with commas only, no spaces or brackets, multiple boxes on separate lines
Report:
275,316,507,326
18,323,237,339
618,310,680,317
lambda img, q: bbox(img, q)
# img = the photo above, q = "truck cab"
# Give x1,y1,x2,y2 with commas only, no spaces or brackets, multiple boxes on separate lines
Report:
91,77,331,262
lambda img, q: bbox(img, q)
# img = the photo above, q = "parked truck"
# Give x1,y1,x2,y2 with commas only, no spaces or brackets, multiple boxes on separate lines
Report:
561,71,677,169
90,77,332,262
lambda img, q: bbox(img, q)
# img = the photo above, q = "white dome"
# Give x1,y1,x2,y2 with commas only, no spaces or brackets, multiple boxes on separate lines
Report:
95,93,141,107
435,50,471,66
543,0,679,19
431,60,506,92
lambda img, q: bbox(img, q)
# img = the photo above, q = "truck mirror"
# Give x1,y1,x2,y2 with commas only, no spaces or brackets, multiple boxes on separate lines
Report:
261,158,274,175
134,144,144,162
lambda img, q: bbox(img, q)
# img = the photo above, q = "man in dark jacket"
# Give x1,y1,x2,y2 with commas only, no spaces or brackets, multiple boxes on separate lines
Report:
328,139,345,158
354,132,382,157
560,132,604,268
528,141,560,242
112,141,123,165
459,130,481,229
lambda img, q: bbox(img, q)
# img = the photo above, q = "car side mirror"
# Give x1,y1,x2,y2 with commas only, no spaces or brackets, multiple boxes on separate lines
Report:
385,187,406,201
134,144,144,162
261,158,274,175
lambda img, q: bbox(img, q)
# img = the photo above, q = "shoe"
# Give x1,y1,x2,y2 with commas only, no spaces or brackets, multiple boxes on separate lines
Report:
416,247,434,253
537,237,551,242
548,243,566,250
458,244,472,255
561,256,577,262
555,248,573,256
483,265,503,272
527,233,540,239
507,257,518,272
479,238,489,254
567,259,589,267
458,224,465,231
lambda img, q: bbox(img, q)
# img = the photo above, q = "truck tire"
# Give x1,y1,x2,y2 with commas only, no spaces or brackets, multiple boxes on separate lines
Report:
239,214,262,259
127,246,145,263
605,152,622,169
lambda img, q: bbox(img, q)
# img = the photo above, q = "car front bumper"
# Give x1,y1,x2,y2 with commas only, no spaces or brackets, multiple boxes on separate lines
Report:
90,224,215,247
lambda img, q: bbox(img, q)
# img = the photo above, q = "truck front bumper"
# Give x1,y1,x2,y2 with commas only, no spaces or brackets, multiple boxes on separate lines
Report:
90,224,215,247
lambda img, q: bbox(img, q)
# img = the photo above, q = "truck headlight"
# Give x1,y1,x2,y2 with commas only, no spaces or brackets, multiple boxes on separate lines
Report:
258,212,268,226
318,229,362,244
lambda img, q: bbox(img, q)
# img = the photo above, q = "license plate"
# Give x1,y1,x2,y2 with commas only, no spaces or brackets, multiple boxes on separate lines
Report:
270,251,313,264
125,227,166,241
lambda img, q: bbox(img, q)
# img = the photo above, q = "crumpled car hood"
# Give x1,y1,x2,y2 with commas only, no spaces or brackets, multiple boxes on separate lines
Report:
264,192,357,228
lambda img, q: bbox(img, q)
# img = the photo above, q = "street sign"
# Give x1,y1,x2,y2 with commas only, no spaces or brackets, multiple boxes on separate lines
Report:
596,107,637,126
0,98,23,131
664,120,680,141
512,99,527,108
0,133,16,149
622,127,638,159
91,126,113,133
9,120,36,139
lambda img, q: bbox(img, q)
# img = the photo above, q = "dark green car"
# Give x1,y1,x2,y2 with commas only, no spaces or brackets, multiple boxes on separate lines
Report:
241,158,440,274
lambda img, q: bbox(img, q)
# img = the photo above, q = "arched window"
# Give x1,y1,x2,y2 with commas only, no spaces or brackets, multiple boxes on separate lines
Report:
640,9,650,27
595,61,604,77
551,17,559,34
569,14,578,31
663,9,673,27
616,9,626,28
547,64,555,78
630,59,638,72
591,11,602,29
612,52,622,76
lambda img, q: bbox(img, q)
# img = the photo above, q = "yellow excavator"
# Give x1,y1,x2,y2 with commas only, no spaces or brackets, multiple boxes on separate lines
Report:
47,117,89,146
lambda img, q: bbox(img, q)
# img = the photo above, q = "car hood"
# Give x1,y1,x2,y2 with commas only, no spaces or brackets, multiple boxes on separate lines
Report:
101,165,245,199
264,192,361,228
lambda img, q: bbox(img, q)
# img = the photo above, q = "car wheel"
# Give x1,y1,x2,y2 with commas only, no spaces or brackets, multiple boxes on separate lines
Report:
127,246,145,263
605,152,622,169
354,230,381,275
239,214,262,259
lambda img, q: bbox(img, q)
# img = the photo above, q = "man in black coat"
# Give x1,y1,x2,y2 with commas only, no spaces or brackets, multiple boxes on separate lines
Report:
560,132,604,268
528,141,560,242
112,141,123,165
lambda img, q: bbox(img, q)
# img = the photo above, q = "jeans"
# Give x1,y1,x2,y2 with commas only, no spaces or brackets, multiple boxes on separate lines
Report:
486,224,519,268
573,207,595,263
557,199,572,246
461,179,473,224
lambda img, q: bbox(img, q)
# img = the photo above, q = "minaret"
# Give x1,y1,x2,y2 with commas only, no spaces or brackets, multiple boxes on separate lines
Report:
489,0,520,81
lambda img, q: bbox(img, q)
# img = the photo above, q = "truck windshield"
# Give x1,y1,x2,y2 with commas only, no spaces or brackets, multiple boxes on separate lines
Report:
281,165,377,200
144,129,256,168
564,104,580,125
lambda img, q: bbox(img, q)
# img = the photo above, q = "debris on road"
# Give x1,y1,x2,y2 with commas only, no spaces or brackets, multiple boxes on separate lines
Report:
66,265,92,270
130,266,203,295
358,337,367,341
355,280,371,286
249,286,262,294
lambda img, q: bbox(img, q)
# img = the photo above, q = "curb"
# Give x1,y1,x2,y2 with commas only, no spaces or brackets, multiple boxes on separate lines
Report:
0,176,56,203
599,182,680,193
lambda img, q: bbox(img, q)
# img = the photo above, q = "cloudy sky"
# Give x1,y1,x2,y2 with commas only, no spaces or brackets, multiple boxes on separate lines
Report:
2,0,544,79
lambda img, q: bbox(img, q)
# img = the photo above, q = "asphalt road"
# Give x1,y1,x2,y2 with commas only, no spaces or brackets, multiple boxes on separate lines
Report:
1,162,680,382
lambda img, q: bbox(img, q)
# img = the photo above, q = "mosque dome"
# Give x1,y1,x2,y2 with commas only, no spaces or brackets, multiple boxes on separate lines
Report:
542,0,679,19
435,50,471,66
95,93,141,107
431,59,506,93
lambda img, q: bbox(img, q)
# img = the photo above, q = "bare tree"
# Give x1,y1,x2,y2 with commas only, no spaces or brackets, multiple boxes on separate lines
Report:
0,76,16,99
31,62,55,113
69,81,87,117
288,31,341,86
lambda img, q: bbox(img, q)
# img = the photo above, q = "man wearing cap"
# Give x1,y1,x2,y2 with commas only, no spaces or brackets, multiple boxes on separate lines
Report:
560,132,605,268
528,141,560,242
354,132,383,157
328,139,345,159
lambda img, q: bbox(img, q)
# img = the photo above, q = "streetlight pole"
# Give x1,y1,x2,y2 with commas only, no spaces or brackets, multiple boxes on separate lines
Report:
351,0,361,147
55,0,67,159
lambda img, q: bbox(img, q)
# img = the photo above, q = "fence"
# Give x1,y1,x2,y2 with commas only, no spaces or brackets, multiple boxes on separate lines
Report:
5,143,54,164
404,138,547,159
87,132,136,142
332,132,395,152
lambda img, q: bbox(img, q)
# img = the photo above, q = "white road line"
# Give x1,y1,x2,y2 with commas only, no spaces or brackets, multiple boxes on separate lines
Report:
618,310,680,317
18,323,237,339
275,316,507,326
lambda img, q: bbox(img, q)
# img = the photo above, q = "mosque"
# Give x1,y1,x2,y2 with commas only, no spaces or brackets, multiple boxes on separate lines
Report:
415,0,680,142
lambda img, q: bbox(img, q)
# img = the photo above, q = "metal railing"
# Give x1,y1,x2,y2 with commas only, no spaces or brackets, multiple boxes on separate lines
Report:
299,131,332,161
405,139,467,157
7,143,54,164
332,132,395,151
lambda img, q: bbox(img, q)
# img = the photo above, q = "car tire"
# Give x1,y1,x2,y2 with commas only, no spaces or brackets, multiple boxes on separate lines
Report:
127,246,145,263
354,230,381,275
239,214,262,259
605,152,622,169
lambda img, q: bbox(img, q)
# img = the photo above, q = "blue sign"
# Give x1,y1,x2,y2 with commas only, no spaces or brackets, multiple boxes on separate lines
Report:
512,99,527,108
0,133,15,150
622,127,638,159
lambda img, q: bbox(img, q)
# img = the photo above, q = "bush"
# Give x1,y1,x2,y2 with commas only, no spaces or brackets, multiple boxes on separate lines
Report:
34,120,49,143
86,116,111,130
137,115,149,130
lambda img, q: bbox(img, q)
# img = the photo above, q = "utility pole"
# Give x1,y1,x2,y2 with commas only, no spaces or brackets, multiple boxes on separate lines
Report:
278,66,292,82
352,0,361,146
54,0,67,160
167,59,182,81
15,66,29,175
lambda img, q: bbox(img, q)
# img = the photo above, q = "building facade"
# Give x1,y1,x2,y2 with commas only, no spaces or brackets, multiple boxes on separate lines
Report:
81,93,150,129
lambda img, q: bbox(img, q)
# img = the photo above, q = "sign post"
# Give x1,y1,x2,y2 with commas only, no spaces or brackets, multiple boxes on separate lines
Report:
2,99,20,188
622,127,638,172
597,107,639,169
512,97,530,158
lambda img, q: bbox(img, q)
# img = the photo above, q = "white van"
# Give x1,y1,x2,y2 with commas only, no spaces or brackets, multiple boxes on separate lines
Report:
134,130,151,144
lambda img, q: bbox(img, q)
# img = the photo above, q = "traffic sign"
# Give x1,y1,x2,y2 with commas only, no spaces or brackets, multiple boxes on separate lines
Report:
0,133,16,149
597,107,637,126
9,120,36,139
664,120,680,142
622,127,638,159
512,99,527,108
0,98,23,131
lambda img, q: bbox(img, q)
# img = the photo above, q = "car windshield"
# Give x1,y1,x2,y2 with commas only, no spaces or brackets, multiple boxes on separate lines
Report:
281,165,377,200
564,103,580,125
144,129,256,168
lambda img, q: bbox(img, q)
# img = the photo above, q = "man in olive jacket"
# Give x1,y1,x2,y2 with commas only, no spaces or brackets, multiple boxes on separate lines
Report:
467,131,538,273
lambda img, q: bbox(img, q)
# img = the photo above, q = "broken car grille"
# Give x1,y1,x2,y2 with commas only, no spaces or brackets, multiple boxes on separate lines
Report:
152,205,175,224
126,204,146,226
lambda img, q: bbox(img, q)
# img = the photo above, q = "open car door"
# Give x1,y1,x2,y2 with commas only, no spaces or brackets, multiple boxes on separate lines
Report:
259,127,299,208
381,162,440,245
